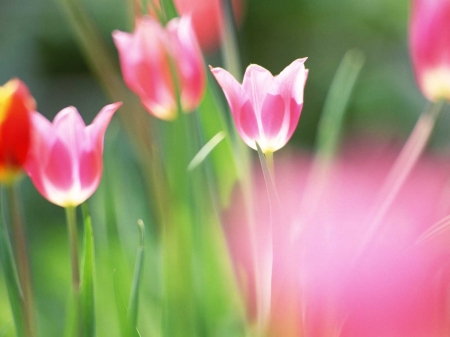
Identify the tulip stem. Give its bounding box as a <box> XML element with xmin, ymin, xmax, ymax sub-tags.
<box><xmin>6</xmin><ymin>185</ymin><xmax>35</xmax><ymax>337</ymax></box>
<box><xmin>360</xmin><ymin>99</ymin><xmax>445</xmax><ymax>251</ymax></box>
<box><xmin>265</xmin><ymin>151</ymin><xmax>274</xmax><ymax>177</ymax></box>
<box><xmin>65</xmin><ymin>206</ymin><xmax>81</xmax><ymax>336</ymax></box>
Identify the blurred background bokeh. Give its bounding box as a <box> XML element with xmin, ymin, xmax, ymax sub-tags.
<box><xmin>1</xmin><ymin>0</ymin><xmax>450</xmax><ymax>335</ymax></box>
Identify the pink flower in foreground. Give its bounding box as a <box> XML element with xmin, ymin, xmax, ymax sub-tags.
<box><xmin>225</xmin><ymin>142</ymin><xmax>450</xmax><ymax>336</ymax></box>
<box><xmin>410</xmin><ymin>0</ymin><xmax>450</xmax><ymax>101</ymax></box>
<box><xmin>25</xmin><ymin>103</ymin><xmax>121</xmax><ymax>207</ymax></box>
<box><xmin>210</xmin><ymin>59</ymin><xmax>308</xmax><ymax>153</ymax></box>
<box><xmin>113</xmin><ymin>16</ymin><xmax>205</xmax><ymax>120</ymax></box>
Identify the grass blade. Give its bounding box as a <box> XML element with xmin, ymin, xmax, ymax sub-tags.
<box><xmin>316</xmin><ymin>49</ymin><xmax>365</xmax><ymax>162</ymax></box>
<box><xmin>160</xmin><ymin>0</ymin><xmax>178</xmax><ymax>21</ymax></box>
<box><xmin>127</xmin><ymin>220</ymin><xmax>145</xmax><ymax>337</ymax></box>
<box><xmin>81</xmin><ymin>203</ymin><xmax>95</xmax><ymax>337</ymax></box>
<box><xmin>0</xmin><ymin>189</ymin><xmax>25</xmax><ymax>337</ymax></box>
<box><xmin>187</xmin><ymin>131</ymin><xmax>226</xmax><ymax>171</ymax></box>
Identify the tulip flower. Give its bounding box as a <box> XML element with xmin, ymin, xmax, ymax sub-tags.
<box><xmin>410</xmin><ymin>0</ymin><xmax>450</xmax><ymax>101</ymax></box>
<box><xmin>210</xmin><ymin>59</ymin><xmax>308</xmax><ymax>153</ymax></box>
<box><xmin>25</xmin><ymin>103</ymin><xmax>121</xmax><ymax>207</ymax></box>
<box><xmin>0</xmin><ymin>79</ymin><xmax>35</xmax><ymax>184</ymax></box>
<box><xmin>113</xmin><ymin>16</ymin><xmax>205</xmax><ymax>120</ymax></box>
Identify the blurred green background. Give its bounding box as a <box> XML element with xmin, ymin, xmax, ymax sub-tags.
<box><xmin>1</xmin><ymin>0</ymin><xmax>450</xmax><ymax>335</ymax></box>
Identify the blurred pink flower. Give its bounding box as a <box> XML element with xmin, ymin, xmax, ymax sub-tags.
<box><xmin>210</xmin><ymin>60</ymin><xmax>308</xmax><ymax>153</ymax></box>
<box><xmin>172</xmin><ymin>0</ymin><xmax>244</xmax><ymax>52</ymax></box>
<box><xmin>410</xmin><ymin>0</ymin><xmax>450</xmax><ymax>101</ymax></box>
<box><xmin>225</xmin><ymin>143</ymin><xmax>450</xmax><ymax>336</ymax></box>
<box><xmin>113</xmin><ymin>16</ymin><xmax>205</xmax><ymax>120</ymax></box>
<box><xmin>25</xmin><ymin>103</ymin><xmax>121</xmax><ymax>207</ymax></box>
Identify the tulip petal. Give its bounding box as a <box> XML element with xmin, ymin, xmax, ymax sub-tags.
<box><xmin>242</xmin><ymin>64</ymin><xmax>275</xmax><ymax>116</ymax></box>
<box><xmin>261</xmin><ymin>59</ymin><xmax>307</xmax><ymax>150</ymax></box>
<box><xmin>114</xmin><ymin>17</ymin><xmax>176</xmax><ymax>119</ymax></box>
<box><xmin>210</xmin><ymin>66</ymin><xmax>250</xmax><ymax>126</ymax></box>
<box><xmin>259</xmin><ymin>94</ymin><xmax>285</xmax><ymax>143</ymax></box>
<box><xmin>239</xmin><ymin>100</ymin><xmax>261</xmax><ymax>149</ymax></box>
<box><xmin>86</xmin><ymin>102</ymin><xmax>122</xmax><ymax>150</ymax></box>
<box><xmin>167</xmin><ymin>16</ymin><xmax>205</xmax><ymax>112</ymax></box>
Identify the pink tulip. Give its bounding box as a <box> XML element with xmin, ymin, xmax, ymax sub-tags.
<box><xmin>25</xmin><ymin>103</ymin><xmax>121</xmax><ymax>207</ymax></box>
<box><xmin>410</xmin><ymin>0</ymin><xmax>450</xmax><ymax>101</ymax></box>
<box><xmin>113</xmin><ymin>16</ymin><xmax>205</xmax><ymax>120</ymax></box>
<box><xmin>210</xmin><ymin>59</ymin><xmax>308</xmax><ymax>153</ymax></box>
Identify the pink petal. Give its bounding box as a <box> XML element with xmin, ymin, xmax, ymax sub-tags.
<box><xmin>239</xmin><ymin>100</ymin><xmax>261</xmax><ymax>149</ymax></box>
<box><xmin>210</xmin><ymin>66</ymin><xmax>250</xmax><ymax>126</ymax></box>
<box><xmin>167</xmin><ymin>16</ymin><xmax>205</xmax><ymax>112</ymax></box>
<box><xmin>259</xmin><ymin>94</ymin><xmax>285</xmax><ymax>142</ymax></box>
<box><xmin>113</xmin><ymin>17</ymin><xmax>176</xmax><ymax>119</ymax></box>
<box><xmin>261</xmin><ymin>59</ymin><xmax>307</xmax><ymax>151</ymax></box>
<box><xmin>25</xmin><ymin>112</ymin><xmax>56</xmax><ymax>200</ymax></box>
<box><xmin>242</xmin><ymin>64</ymin><xmax>275</xmax><ymax>117</ymax></box>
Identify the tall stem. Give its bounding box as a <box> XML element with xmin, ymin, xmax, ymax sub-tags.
<box><xmin>6</xmin><ymin>185</ymin><xmax>35</xmax><ymax>337</ymax></box>
<box><xmin>265</xmin><ymin>151</ymin><xmax>274</xmax><ymax>178</ymax></box>
<box><xmin>65</xmin><ymin>206</ymin><xmax>81</xmax><ymax>336</ymax></box>
<box><xmin>360</xmin><ymin>100</ymin><xmax>445</xmax><ymax>250</ymax></box>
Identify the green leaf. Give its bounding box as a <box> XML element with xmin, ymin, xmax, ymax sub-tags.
<box><xmin>80</xmin><ymin>203</ymin><xmax>95</xmax><ymax>337</ymax></box>
<box><xmin>113</xmin><ymin>270</ymin><xmax>128</xmax><ymax>337</ymax></box>
<box><xmin>0</xmin><ymin>189</ymin><xmax>25</xmax><ymax>337</ymax></box>
<box><xmin>127</xmin><ymin>220</ymin><xmax>145</xmax><ymax>337</ymax></box>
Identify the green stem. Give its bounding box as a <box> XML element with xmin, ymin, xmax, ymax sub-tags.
<box><xmin>6</xmin><ymin>185</ymin><xmax>35</xmax><ymax>337</ymax></box>
<box><xmin>65</xmin><ymin>206</ymin><xmax>81</xmax><ymax>337</ymax></box>
<box><xmin>265</xmin><ymin>151</ymin><xmax>274</xmax><ymax>178</ymax></box>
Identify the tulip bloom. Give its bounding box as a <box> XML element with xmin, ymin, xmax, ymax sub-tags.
<box><xmin>113</xmin><ymin>16</ymin><xmax>205</xmax><ymax>120</ymax></box>
<box><xmin>210</xmin><ymin>59</ymin><xmax>308</xmax><ymax>153</ymax></box>
<box><xmin>0</xmin><ymin>79</ymin><xmax>35</xmax><ymax>183</ymax></box>
<box><xmin>25</xmin><ymin>103</ymin><xmax>121</xmax><ymax>207</ymax></box>
<box><xmin>410</xmin><ymin>0</ymin><xmax>450</xmax><ymax>101</ymax></box>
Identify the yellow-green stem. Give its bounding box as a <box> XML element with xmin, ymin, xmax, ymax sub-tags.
<box><xmin>265</xmin><ymin>151</ymin><xmax>274</xmax><ymax>178</ymax></box>
<box><xmin>7</xmin><ymin>184</ymin><xmax>35</xmax><ymax>337</ymax></box>
<box><xmin>65</xmin><ymin>206</ymin><xmax>81</xmax><ymax>336</ymax></box>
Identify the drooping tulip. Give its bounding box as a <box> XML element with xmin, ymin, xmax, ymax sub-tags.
<box><xmin>0</xmin><ymin>79</ymin><xmax>35</xmax><ymax>183</ymax></box>
<box><xmin>409</xmin><ymin>0</ymin><xmax>450</xmax><ymax>101</ymax></box>
<box><xmin>25</xmin><ymin>103</ymin><xmax>121</xmax><ymax>207</ymax></box>
<box><xmin>113</xmin><ymin>16</ymin><xmax>205</xmax><ymax>120</ymax></box>
<box><xmin>210</xmin><ymin>59</ymin><xmax>308</xmax><ymax>153</ymax></box>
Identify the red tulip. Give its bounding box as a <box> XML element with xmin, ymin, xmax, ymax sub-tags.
<box><xmin>211</xmin><ymin>59</ymin><xmax>308</xmax><ymax>153</ymax></box>
<box><xmin>113</xmin><ymin>16</ymin><xmax>205</xmax><ymax>120</ymax></box>
<box><xmin>25</xmin><ymin>103</ymin><xmax>121</xmax><ymax>207</ymax></box>
<box><xmin>410</xmin><ymin>0</ymin><xmax>450</xmax><ymax>101</ymax></box>
<box><xmin>0</xmin><ymin>79</ymin><xmax>34</xmax><ymax>184</ymax></box>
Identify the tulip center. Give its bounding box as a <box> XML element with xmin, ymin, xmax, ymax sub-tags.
<box><xmin>422</xmin><ymin>67</ymin><xmax>450</xmax><ymax>102</ymax></box>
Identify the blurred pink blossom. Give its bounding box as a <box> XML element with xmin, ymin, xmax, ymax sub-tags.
<box><xmin>162</xmin><ymin>0</ymin><xmax>245</xmax><ymax>52</ymax></box>
<box><xmin>211</xmin><ymin>60</ymin><xmax>308</xmax><ymax>153</ymax></box>
<box><xmin>410</xmin><ymin>0</ymin><xmax>450</xmax><ymax>101</ymax></box>
<box><xmin>25</xmin><ymin>103</ymin><xmax>121</xmax><ymax>207</ymax></box>
<box><xmin>113</xmin><ymin>16</ymin><xmax>205</xmax><ymax>120</ymax></box>
<box><xmin>225</xmin><ymin>142</ymin><xmax>450</xmax><ymax>336</ymax></box>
